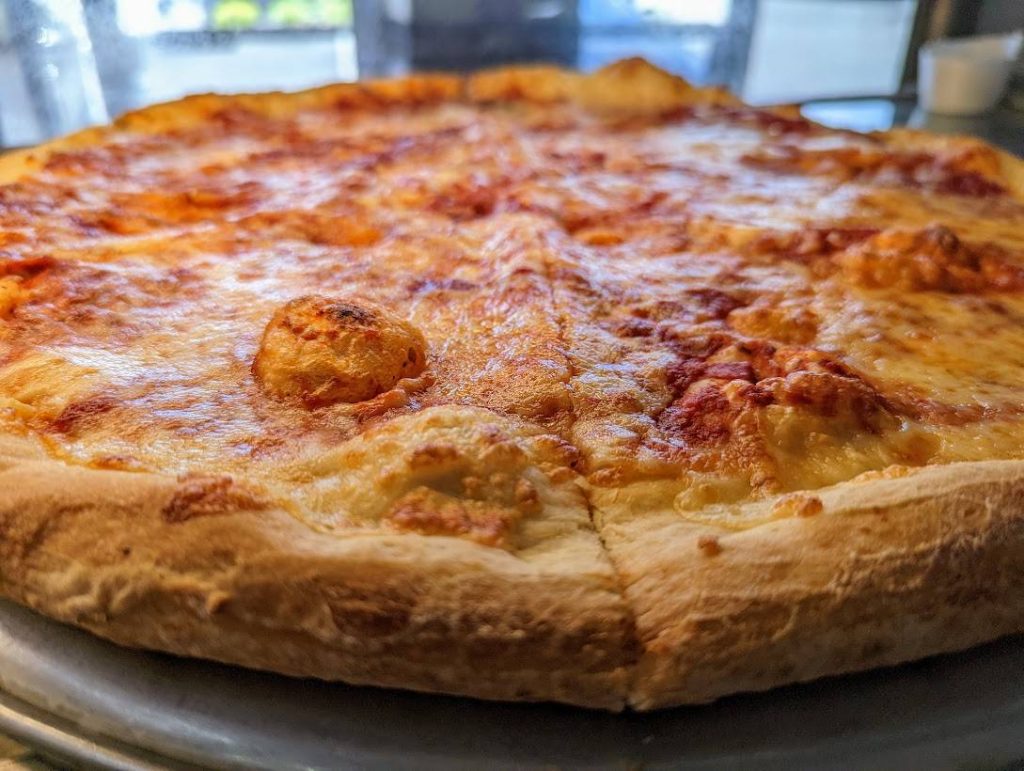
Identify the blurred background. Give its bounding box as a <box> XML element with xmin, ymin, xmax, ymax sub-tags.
<box><xmin>0</xmin><ymin>0</ymin><xmax>1022</xmax><ymax>149</ymax></box>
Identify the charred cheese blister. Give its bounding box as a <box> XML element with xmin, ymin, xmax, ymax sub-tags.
<box><xmin>252</xmin><ymin>295</ymin><xmax>427</xmax><ymax>407</ymax></box>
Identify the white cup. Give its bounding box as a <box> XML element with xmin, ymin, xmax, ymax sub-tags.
<box><xmin>918</xmin><ymin>33</ymin><xmax>1022</xmax><ymax>116</ymax></box>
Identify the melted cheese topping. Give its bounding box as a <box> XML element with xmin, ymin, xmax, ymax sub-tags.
<box><xmin>2</xmin><ymin>83</ymin><xmax>1023</xmax><ymax>539</ymax></box>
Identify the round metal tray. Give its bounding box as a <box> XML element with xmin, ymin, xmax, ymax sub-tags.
<box><xmin>0</xmin><ymin>599</ymin><xmax>1021</xmax><ymax>770</ymax></box>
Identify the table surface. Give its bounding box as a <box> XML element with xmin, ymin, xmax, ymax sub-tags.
<box><xmin>800</xmin><ymin>99</ymin><xmax>1024</xmax><ymax>157</ymax></box>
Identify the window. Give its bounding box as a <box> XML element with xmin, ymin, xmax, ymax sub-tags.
<box><xmin>1</xmin><ymin>0</ymin><xmax>926</xmax><ymax>148</ymax></box>
<box><xmin>742</xmin><ymin>0</ymin><xmax>917</xmax><ymax>104</ymax></box>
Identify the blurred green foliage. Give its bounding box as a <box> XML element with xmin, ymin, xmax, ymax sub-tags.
<box><xmin>212</xmin><ymin>0</ymin><xmax>352</xmax><ymax>29</ymax></box>
<box><xmin>212</xmin><ymin>0</ymin><xmax>260</xmax><ymax>29</ymax></box>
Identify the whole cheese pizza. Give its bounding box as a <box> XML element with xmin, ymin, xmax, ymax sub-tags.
<box><xmin>1</xmin><ymin>58</ymin><xmax>1023</xmax><ymax>710</ymax></box>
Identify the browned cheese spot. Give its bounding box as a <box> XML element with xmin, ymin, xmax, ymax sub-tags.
<box><xmin>697</xmin><ymin>534</ymin><xmax>723</xmax><ymax>557</ymax></box>
<box><xmin>162</xmin><ymin>473</ymin><xmax>267</xmax><ymax>523</ymax></box>
<box><xmin>252</xmin><ymin>295</ymin><xmax>427</xmax><ymax>407</ymax></box>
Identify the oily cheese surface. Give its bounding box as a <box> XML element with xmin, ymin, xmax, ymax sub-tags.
<box><xmin>1</xmin><ymin>58</ymin><xmax>1024</xmax><ymax>709</ymax></box>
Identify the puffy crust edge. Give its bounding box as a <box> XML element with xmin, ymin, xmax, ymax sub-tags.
<box><xmin>2</xmin><ymin>60</ymin><xmax>1019</xmax><ymax>195</ymax></box>
<box><xmin>0</xmin><ymin>57</ymin><xmax>738</xmax><ymax>182</ymax></box>
<box><xmin>5</xmin><ymin>447</ymin><xmax>1024</xmax><ymax>711</ymax></box>
<box><xmin>877</xmin><ymin>126</ymin><xmax>1024</xmax><ymax>201</ymax></box>
<box><xmin>0</xmin><ymin>457</ymin><xmax>634</xmax><ymax>710</ymax></box>
<box><xmin>591</xmin><ymin>460</ymin><xmax>1024</xmax><ymax>710</ymax></box>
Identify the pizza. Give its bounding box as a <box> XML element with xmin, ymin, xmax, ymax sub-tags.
<box><xmin>1</xmin><ymin>58</ymin><xmax>1023</xmax><ymax>711</ymax></box>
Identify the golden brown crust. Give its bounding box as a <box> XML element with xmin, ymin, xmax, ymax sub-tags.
<box><xmin>0</xmin><ymin>455</ymin><xmax>634</xmax><ymax>709</ymax></box>
<box><xmin>878</xmin><ymin>127</ymin><xmax>1024</xmax><ymax>199</ymax></box>
<box><xmin>1</xmin><ymin>59</ymin><xmax>1024</xmax><ymax>713</ymax></box>
<box><xmin>592</xmin><ymin>461</ymin><xmax>1024</xmax><ymax>709</ymax></box>
<box><xmin>0</xmin><ymin>74</ymin><xmax>463</xmax><ymax>183</ymax></box>
<box><xmin>466</xmin><ymin>64</ymin><xmax>580</xmax><ymax>104</ymax></box>
<box><xmin>0</xmin><ymin>126</ymin><xmax>113</xmax><ymax>184</ymax></box>
<box><xmin>573</xmin><ymin>57</ymin><xmax>740</xmax><ymax>114</ymax></box>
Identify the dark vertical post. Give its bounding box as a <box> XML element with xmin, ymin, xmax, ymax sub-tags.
<box><xmin>5</xmin><ymin>0</ymin><xmax>108</xmax><ymax>137</ymax></box>
<box><xmin>82</xmin><ymin>0</ymin><xmax>141</xmax><ymax>117</ymax></box>
<box><xmin>353</xmin><ymin>0</ymin><xmax>580</xmax><ymax>76</ymax></box>
<box><xmin>710</xmin><ymin>0</ymin><xmax>758</xmax><ymax>93</ymax></box>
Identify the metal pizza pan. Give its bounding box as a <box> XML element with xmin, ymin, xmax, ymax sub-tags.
<box><xmin>0</xmin><ymin>599</ymin><xmax>1021</xmax><ymax>770</ymax></box>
